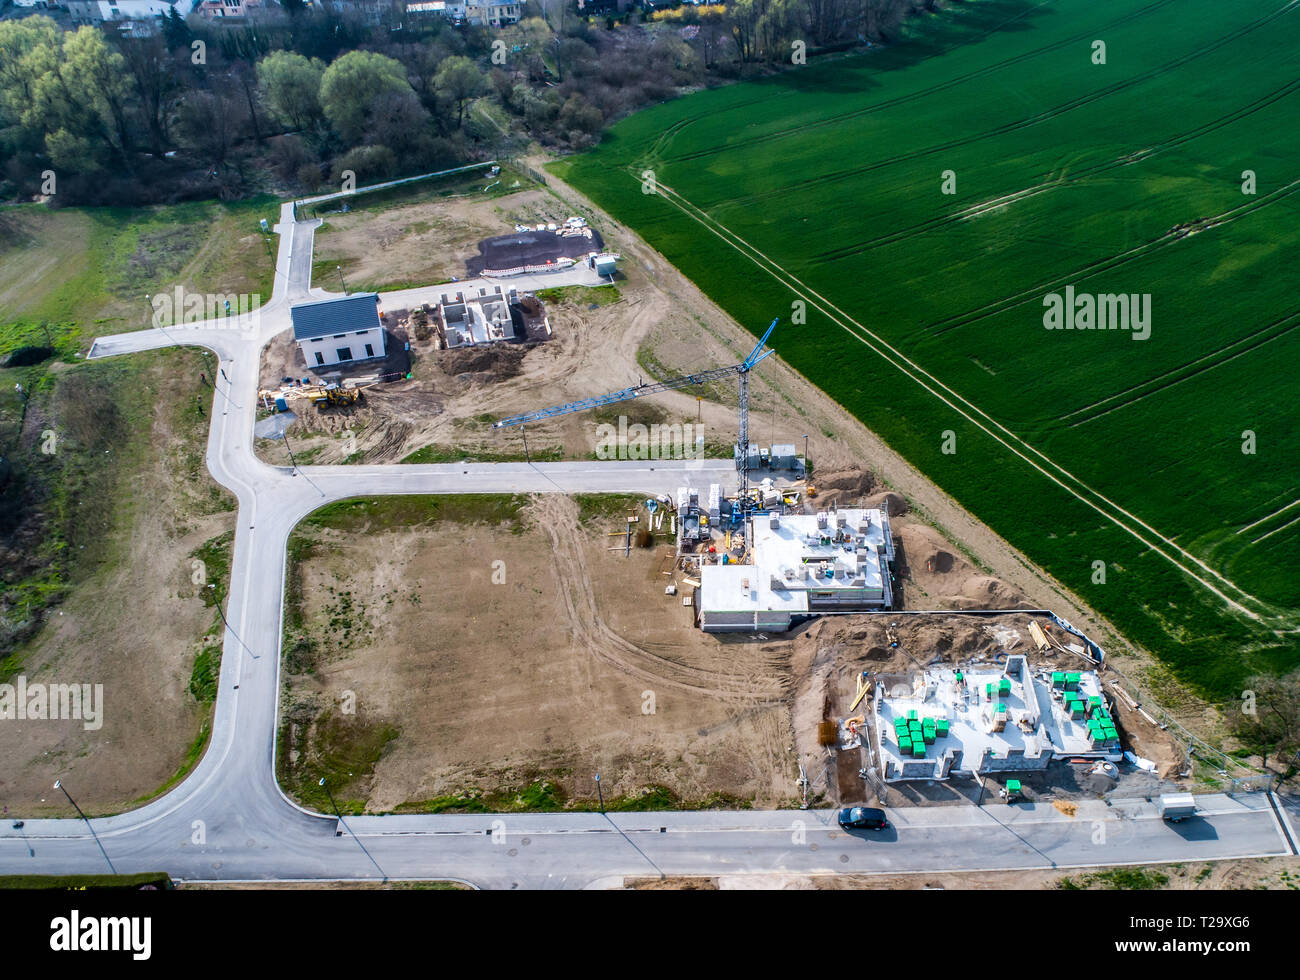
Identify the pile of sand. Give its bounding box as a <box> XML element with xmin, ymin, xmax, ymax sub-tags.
<box><xmin>439</xmin><ymin>344</ymin><xmax>527</xmax><ymax>383</ymax></box>
<box><xmin>810</xmin><ymin>468</ymin><xmax>875</xmax><ymax>507</ymax></box>
<box><xmin>896</xmin><ymin>523</ymin><xmax>1028</xmax><ymax>610</ymax></box>
<box><xmin>862</xmin><ymin>490</ymin><xmax>908</xmax><ymax>516</ymax></box>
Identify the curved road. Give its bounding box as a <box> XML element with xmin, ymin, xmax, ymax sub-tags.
<box><xmin>1</xmin><ymin>202</ymin><xmax>1292</xmax><ymax>888</ymax></box>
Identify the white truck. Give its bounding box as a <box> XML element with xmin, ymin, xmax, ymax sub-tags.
<box><xmin>1156</xmin><ymin>793</ymin><xmax>1198</xmax><ymax>822</ymax></box>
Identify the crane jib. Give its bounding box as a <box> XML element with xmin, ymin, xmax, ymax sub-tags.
<box><xmin>491</xmin><ymin>318</ymin><xmax>779</xmax><ymax>432</ymax></box>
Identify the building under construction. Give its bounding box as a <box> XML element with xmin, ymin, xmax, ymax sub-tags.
<box><xmin>693</xmin><ymin>504</ymin><xmax>896</xmax><ymax>632</ymax></box>
<box><xmin>431</xmin><ymin>285</ymin><xmax>552</xmax><ymax>348</ymax></box>
<box><xmin>873</xmin><ymin>654</ymin><xmax>1121</xmax><ymax>782</ymax></box>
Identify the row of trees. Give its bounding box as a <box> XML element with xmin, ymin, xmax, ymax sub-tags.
<box><xmin>0</xmin><ymin>1</ymin><xmax>943</xmax><ymax>205</ymax></box>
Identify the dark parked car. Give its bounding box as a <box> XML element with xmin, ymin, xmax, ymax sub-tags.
<box><xmin>838</xmin><ymin>807</ymin><xmax>889</xmax><ymax>830</ymax></box>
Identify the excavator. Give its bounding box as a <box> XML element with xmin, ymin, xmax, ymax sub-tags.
<box><xmin>261</xmin><ymin>382</ymin><xmax>370</xmax><ymax>412</ymax></box>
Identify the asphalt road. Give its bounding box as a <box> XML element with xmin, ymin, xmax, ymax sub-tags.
<box><xmin>3</xmin><ymin>201</ymin><xmax>1293</xmax><ymax>889</ymax></box>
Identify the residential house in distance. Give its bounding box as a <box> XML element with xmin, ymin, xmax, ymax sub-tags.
<box><xmin>465</xmin><ymin>0</ymin><xmax>521</xmax><ymax>27</ymax></box>
<box><xmin>66</xmin><ymin>0</ymin><xmax>189</xmax><ymax>25</ymax></box>
<box><xmin>196</xmin><ymin>0</ymin><xmax>265</xmax><ymax>19</ymax></box>
<box><xmin>405</xmin><ymin>0</ymin><xmax>466</xmax><ymax>20</ymax></box>
<box><xmin>291</xmin><ymin>293</ymin><xmax>387</xmax><ymax>369</ymax></box>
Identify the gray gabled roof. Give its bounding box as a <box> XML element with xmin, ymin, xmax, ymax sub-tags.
<box><xmin>290</xmin><ymin>293</ymin><xmax>381</xmax><ymax>341</ymax></box>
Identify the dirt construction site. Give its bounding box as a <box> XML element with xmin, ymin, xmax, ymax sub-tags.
<box><xmin>265</xmin><ymin>170</ymin><xmax>1201</xmax><ymax>814</ymax></box>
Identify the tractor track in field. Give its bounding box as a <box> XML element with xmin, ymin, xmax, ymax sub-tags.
<box><xmin>923</xmin><ymin>178</ymin><xmax>1300</xmax><ymax>338</ymax></box>
<box><xmin>808</xmin><ymin>75</ymin><xmax>1300</xmax><ymax>265</ymax></box>
<box><xmin>643</xmin><ymin>176</ymin><xmax>1289</xmax><ymax>623</ymax></box>
<box><xmin>1061</xmin><ymin>311</ymin><xmax>1300</xmax><ymax>428</ymax></box>
<box><xmin>653</xmin><ymin>0</ymin><xmax>1176</xmax><ymax>167</ymax></box>
<box><xmin>682</xmin><ymin>0</ymin><xmax>1299</xmax><ymax>215</ymax></box>
<box><xmin>532</xmin><ymin>494</ymin><xmax>786</xmax><ymax>704</ymax></box>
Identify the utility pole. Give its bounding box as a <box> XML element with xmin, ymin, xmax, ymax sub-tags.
<box><xmin>282</xmin><ymin>431</ymin><xmax>300</xmax><ymax>471</ymax></box>
<box><xmin>319</xmin><ymin>777</ymin><xmax>387</xmax><ymax>882</ymax></box>
<box><xmin>53</xmin><ymin>780</ymin><xmax>116</xmax><ymax>874</ymax></box>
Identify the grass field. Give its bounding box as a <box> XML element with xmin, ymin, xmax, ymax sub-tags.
<box><xmin>553</xmin><ymin>0</ymin><xmax>1300</xmax><ymax>694</ymax></box>
<box><xmin>0</xmin><ymin>196</ymin><xmax>279</xmax><ymax>356</ymax></box>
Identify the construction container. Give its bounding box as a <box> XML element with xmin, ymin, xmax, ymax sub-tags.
<box><xmin>770</xmin><ymin>443</ymin><xmax>798</xmax><ymax>470</ymax></box>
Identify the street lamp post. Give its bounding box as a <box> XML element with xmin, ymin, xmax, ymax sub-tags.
<box><xmin>336</xmin><ymin>265</ymin><xmax>348</xmax><ymax>295</ymax></box>
<box><xmin>53</xmin><ymin>780</ymin><xmax>117</xmax><ymax>874</ymax></box>
<box><xmin>594</xmin><ymin>773</ymin><xmax>604</xmax><ymax>812</ymax></box>
<box><xmin>803</xmin><ymin>433</ymin><xmax>809</xmax><ymax>476</ymax></box>
<box><xmin>319</xmin><ymin>777</ymin><xmax>387</xmax><ymax>881</ymax></box>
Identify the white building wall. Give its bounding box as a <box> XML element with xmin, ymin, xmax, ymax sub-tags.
<box><xmin>92</xmin><ymin>0</ymin><xmax>185</xmax><ymax>19</ymax></box>
<box><xmin>298</xmin><ymin>326</ymin><xmax>386</xmax><ymax>368</ymax></box>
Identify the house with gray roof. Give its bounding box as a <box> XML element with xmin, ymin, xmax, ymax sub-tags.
<box><xmin>290</xmin><ymin>294</ymin><xmax>386</xmax><ymax>369</ymax></box>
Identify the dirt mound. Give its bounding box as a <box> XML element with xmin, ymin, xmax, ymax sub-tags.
<box><xmin>812</xmin><ymin>468</ymin><xmax>875</xmax><ymax>498</ymax></box>
<box><xmin>439</xmin><ymin>344</ymin><xmax>527</xmax><ymax>382</ymax></box>
<box><xmin>945</xmin><ymin>575</ymin><xmax>1026</xmax><ymax>610</ymax></box>
<box><xmin>895</xmin><ymin>522</ymin><xmax>1028</xmax><ymax>611</ymax></box>
<box><xmin>862</xmin><ymin>490</ymin><xmax>908</xmax><ymax>516</ymax></box>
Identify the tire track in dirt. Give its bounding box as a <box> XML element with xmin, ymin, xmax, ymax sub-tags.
<box><xmin>530</xmin><ymin>494</ymin><xmax>786</xmax><ymax>703</ymax></box>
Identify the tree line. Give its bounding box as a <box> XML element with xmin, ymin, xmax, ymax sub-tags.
<box><xmin>0</xmin><ymin>0</ymin><xmax>942</xmax><ymax>206</ymax></box>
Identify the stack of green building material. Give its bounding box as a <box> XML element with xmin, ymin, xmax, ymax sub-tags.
<box><xmin>1065</xmin><ymin>672</ymin><xmax>1081</xmax><ymax>690</ymax></box>
<box><xmin>908</xmin><ymin>710</ymin><xmax>918</xmax><ymax>721</ymax></box>
<box><xmin>912</xmin><ymin>743</ymin><xmax>925</xmax><ymax>758</ymax></box>
<box><xmin>899</xmin><ymin>736</ymin><xmax>912</xmax><ymax>754</ymax></box>
<box><xmin>1051</xmin><ymin>671</ymin><xmax>1065</xmax><ymax>688</ymax></box>
<box><xmin>998</xmin><ymin>678</ymin><xmax>1012</xmax><ymax>697</ymax></box>
<box><xmin>921</xmin><ymin>720</ymin><xmax>936</xmax><ymax>744</ymax></box>
<box><xmin>936</xmin><ymin>719</ymin><xmax>950</xmax><ymax>737</ymax></box>
<box><xmin>1006</xmin><ymin>779</ymin><xmax>1022</xmax><ymax>794</ymax></box>
<box><xmin>1087</xmin><ymin>696</ymin><xmax>1103</xmax><ymax>714</ymax></box>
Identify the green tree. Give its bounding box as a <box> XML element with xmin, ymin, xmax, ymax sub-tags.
<box><xmin>257</xmin><ymin>51</ymin><xmax>325</xmax><ymax>133</ymax></box>
<box><xmin>31</xmin><ymin>27</ymin><xmax>134</xmax><ymax>170</ymax></box>
<box><xmin>0</xmin><ymin>16</ymin><xmax>62</xmax><ymax>152</ymax></box>
<box><xmin>433</xmin><ymin>55</ymin><xmax>486</xmax><ymax>130</ymax></box>
<box><xmin>319</xmin><ymin>50</ymin><xmax>411</xmax><ymax>145</ymax></box>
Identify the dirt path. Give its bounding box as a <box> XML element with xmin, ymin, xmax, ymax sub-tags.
<box><xmin>530</xmin><ymin>495</ymin><xmax>783</xmax><ymax>703</ymax></box>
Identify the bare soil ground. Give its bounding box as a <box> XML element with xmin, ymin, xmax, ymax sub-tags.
<box><xmin>281</xmin><ymin>497</ymin><xmax>798</xmax><ymax>812</ymax></box>
<box><xmin>0</xmin><ymin>354</ymin><xmax>236</xmax><ymax>816</ymax></box>
<box><xmin>311</xmin><ymin>187</ymin><xmax>572</xmax><ymax>291</ymax></box>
